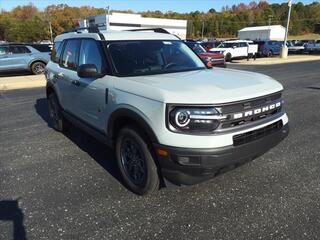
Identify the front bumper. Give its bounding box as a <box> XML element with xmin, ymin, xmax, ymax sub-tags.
<box><xmin>155</xmin><ymin>123</ymin><xmax>289</xmax><ymax>186</ymax></box>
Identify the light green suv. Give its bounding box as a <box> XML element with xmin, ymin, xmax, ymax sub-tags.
<box><xmin>45</xmin><ymin>27</ymin><xmax>289</xmax><ymax>195</ymax></box>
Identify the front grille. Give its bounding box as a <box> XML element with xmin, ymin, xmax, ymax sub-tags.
<box><xmin>217</xmin><ymin>92</ymin><xmax>282</xmax><ymax>129</ymax></box>
<box><xmin>233</xmin><ymin>120</ymin><xmax>283</xmax><ymax>146</ymax></box>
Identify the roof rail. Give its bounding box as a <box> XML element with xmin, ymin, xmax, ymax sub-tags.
<box><xmin>128</xmin><ymin>28</ymin><xmax>170</xmax><ymax>34</ymax></box>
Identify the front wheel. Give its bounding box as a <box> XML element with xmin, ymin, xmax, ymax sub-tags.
<box><xmin>116</xmin><ymin>127</ymin><xmax>160</xmax><ymax>195</ymax></box>
<box><xmin>225</xmin><ymin>53</ymin><xmax>232</xmax><ymax>62</ymax></box>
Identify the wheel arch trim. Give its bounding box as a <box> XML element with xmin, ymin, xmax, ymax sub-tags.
<box><xmin>107</xmin><ymin>107</ymin><xmax>159</xmax><ymax>145</ymax></box>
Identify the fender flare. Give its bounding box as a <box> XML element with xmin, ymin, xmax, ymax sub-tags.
<box><xmin>107</xmin><ymin>108</ymin><xmax>159</xmax><ymax>144</ymax></box>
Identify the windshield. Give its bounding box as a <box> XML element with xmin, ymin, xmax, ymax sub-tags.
<box><xmin>107</xmin><ymin>40</ymin><xmax>205</xmax><ymax>77</ymax></box>
<box><xmin>186</xmin><ymin>42</ymin><xmax>207</xmax><ymax>54</ymax></box>
<box><xmin>217</xmin><ymin>42</ymin><xmax>236</xmax><ymax>48</ymax></box>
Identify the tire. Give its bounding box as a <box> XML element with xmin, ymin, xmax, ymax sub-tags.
<box><xmin>116</xmin><ymin>126</ymin><xmax>159</xmax><ymax>195</ymax></box>
<box><xmin>47</xmin><ymin>92</ymin><xmax>70</xmax><ymax>132</ymax></box>
<box><xmin>267</xmin><ymin>50</ymin><xmax>273</xmax><ymax>57</ymax></box>
<box><xmin>31</xmin><ymin>61</ymin><xmax>46</xmax><ymax>75</ymax></box>
<box><xmin>225</xmin><ymin>53</ymin><xmax>232</xmax><ymax>62</ymax></box>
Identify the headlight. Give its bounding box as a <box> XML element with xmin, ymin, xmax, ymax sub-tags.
<box><xmin>168</xmin><ymin>106</ymin><xmax>226</xmax><ymax>133</ymax></box>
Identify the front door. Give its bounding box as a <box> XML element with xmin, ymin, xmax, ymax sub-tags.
<box><xmin>57</xmin><ymin>39</ymin><xmax>82</xmax><ymax>111</ymax></box>
<box><xmin>69</xmin><ymin>39</ymin><xmax>111</xmax><ymax>130</ymax></box>
<box><xmin>6</xmin><ymin>45</ymin><xmax>31</xmax><ymax>70</ymax></box>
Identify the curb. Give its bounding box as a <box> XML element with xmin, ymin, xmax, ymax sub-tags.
<box><xmin>0</xmin><ymin>75</ymin><xmax>46</xmax><ymax>91</ymax></box>
<box><xmin>230</xmin><ymin>55</ymin><xmax>320</xmax><ymax>65</ymax></box>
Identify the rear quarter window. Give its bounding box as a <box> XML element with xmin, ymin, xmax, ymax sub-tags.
<box><xmin>31</xmin><ymin>44</ymin><xmax>52</xmax><ymax>52</ymax></box>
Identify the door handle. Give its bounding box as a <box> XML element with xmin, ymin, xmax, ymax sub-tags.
<box><xmin>54</xmin><ymin>72</ymin><xmax>64</xmax><ymax>81</ymax></box>
<box><xmin>71</xmin><ymin>80</ymin><xmax>80</xmax><ymax>87</ymax></box>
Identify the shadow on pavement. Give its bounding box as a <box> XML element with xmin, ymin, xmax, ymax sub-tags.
<box><xmin>0</xmin><ymin>200</ymin><xmax>27</xmax><ymax>240</ymax></box>
<box><xmin>0</xmin><ymin>71</ymin><xmax>32</xmax><ymax>77</ymax></box>
<box><xmin>34</xmin><ymin>98</ymin><xmax>124</xmax><ymax>186</ymax></box>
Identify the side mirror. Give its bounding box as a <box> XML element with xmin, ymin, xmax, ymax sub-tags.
<box><xmin>232</xmin><ymin>46</ymin><xmax>237</xmax><ymax>49</ymax></box>
<box><xmin>206</xmin><ymin>61</ymin><xmax>213</xmax><ymax>69</ymax></box>
<box><xmin>77</xmin><ymin>64</ymin><xmax>100</xmax><ymax>78</ymax></box>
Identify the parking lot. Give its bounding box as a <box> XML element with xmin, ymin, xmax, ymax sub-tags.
<box><xmin>0</xmin><ymin>61</ymin><xmax>320</xmax><ymax>239</ymax></box>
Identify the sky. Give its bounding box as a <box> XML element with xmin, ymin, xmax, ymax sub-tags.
<box><xmin>0</xmin><ymin>0</ymin><xmax>318</xmax><ymax>12</ymax></box>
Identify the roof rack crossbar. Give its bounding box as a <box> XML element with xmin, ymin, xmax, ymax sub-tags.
<box><xmin>128</xmin><ymin>28</ymin><xmax>170</xmax><ymax>34</ymax></box>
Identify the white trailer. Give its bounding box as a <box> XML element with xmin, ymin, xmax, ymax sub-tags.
<box><xmin>238</xmin><ymin>25</ymin><xmax>286</xmax><ymax>41</ymax></box>
<box><xmin>80</xmin><ymin>12</ymin><xmax>187</xmax><ymax>39</ymax></box>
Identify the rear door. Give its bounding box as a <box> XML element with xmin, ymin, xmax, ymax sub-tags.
<box><xmin>237</xmin><ymin>42</ymin><xmax>248</xmax><ymax>57</ymax></box>
<box><xmin>0</xmin><ymin>46</ymin><xmax>9</xmax><ymax>71</ymax></box>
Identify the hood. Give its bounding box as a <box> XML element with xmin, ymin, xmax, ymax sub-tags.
<box><xmin>114</xmin><ymin>68</ymin><xmax>283</xmax><ymax>104</ymax></box>
<box><xmin>198</xmin><ymin>52</ymin><xmax>224</xmax><ymax>59</ymax></box>
<box><xmin>210</xmin><ymin>48</ymin><xmax>230</xmax><ymax>53</ymax></box>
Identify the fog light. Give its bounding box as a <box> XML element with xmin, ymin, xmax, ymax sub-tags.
<box><xmin>177</xmin><ymin>156</ymin><xmax>201</xmax><ymax>166</ymax></box>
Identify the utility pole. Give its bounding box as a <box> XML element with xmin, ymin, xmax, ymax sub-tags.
<box><xmin>284</xmin><ymin>0</ymin><xmax>292</xmax><ymax>47</ymax></box>
<box><xmin>49</xmin><ymin>21</ymin><xmax>53</xmax><ymax>43</ymax></box>
<box><xmin>268</xmin><ymin>15</ymin><xmax>273</xmax><ymax>28</ymax></box>
<box><xmin>201</xmin><ymin>21</ymin><xmax>205</xmax><ymax>39</ymax></box>
<box><xmin>281</xmin><ymin>0</ymin><xmax>292</xmax><ymax>59</ymax></box>
<box><xmin>106</xmin><ymin>5</ymin><xmax>110</xmax><ymax>30</ymax></box>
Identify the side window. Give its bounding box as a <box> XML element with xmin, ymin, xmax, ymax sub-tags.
<box><xmin>61</xmin><ymin>39</ymin><xmax>81</xmax><ymax>70</ymax></box>
<box><xmin>8</xmin><ymin>46</ymin><xmax>31</xmax><ymax>54</ymax></box>
<box><xmin>0</xmin><ymin>46</ymin><xmax>7</xmax><ymax>55</ymax></box>
<box><xmin>239</xmin><ymin>42</ymin><xmax>247</xmax><ymax>47</ymax></box>
<box><xmin>79</xmin><ymin>39</ymin><xmax>106</xmax><ymax>74</ymax></box>
<box><xmin>51</xmin><ymin>41</ymin><xmax>63</xmax><ymax>63</ymax></box>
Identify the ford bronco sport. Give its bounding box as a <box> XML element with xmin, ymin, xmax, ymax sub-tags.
<box><xmin>45</xmin><ymin>27</ymin><xmax>289</xmax><ymax>195</ymax></box>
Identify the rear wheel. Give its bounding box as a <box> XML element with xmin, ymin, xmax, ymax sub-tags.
<box><xmin>116</xmin><ymin>127</ymin><xmax>159</xmax><ymax>195</ymax></box>
<box><xmin>267</xmin><ymin>50</ymin><xmax>273</xmax><ymax>57</ymax></box>
<box><xmin>48</xmin><ymin>93</ymin><xmax>70</xmax><ymax>132</ymax></box>
<box><xmin>31</xmin><ymin>61</ymin><xmax>46</xmax><ymax>75</ymax></box>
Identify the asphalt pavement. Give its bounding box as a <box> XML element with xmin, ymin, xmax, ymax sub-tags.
<box><xmin>1</xmin><ymin>61</ymin><xmax>320</xmax><ymax>240</ymax></box>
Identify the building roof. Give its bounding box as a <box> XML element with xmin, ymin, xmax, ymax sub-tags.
<box><xmin>55</xmin><ymin>30</ymin><xmax>179</xmax><ymax>42</ymax></box>
<box><xmin>239</xmin><ymin>25</ymin><xmax>285</xmax><ymax>32</ymax></box>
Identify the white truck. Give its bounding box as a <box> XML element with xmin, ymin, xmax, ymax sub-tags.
<box><xmin>210</xmin><ymin>40</ymin><xmax>258</xmax><ymax>62</ymax></box>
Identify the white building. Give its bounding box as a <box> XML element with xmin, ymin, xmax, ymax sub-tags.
<box><xmin>238</xmin><ymin>25</ymin><xmax>286</xmax><ymax>41</ymax></box>
<box><xmin>79</xmin><ymin>12</ymin><xmax>187</xmax><ymax>39</ymax></box>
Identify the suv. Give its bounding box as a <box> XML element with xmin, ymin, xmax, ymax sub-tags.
<box><xmin>255</xmin><ymin>41</ymin><xmax>283</xmax><ymax>57</ymax></box>
<box><xmin>0</xmin><ymin>43</ymin><xmax>50</xmax><ymax>74</ymax></box>
<box><xmin>184</xmin><ymin>41</ymin><xmax>225</xmax><ymax>68</ymax></box>
<box><xmin>210</xmin><ymin>40</ymin><xmax>258</xmax><ymax>62</ymax></box>
<box><xmin>45</xmin><ymin>28</ymin><xmax>289</xmax><ymax>195</ymax></box>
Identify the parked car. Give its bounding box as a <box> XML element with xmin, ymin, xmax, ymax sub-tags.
<box><xmin>210</xmin><ymin>40</ymin><xmax>258</xmax><ymax>62</ymax></box>
<box><xmin>184</xmin><ymin>41</ymin><xmax>225</xmax><ymax>67</ymax></box>
<box><xmin>286</xmin><ymin>41</ymin><xmax>305</xmax><ymax>53</ymax></box>
<box><xmin>200</xmin><ymin>41</ymin><xmax>221</xmax><ymax>51</ymax></box>
<box><xmin>305</xmin><ymin>40</ymin><xmax>320</xmax><ymax>52</ymax></box>
<box><xmin>0</xmin><ymin>43</ymin><xmax>50</xmax><ymax>74</ymax></box>
<box><xmin>255</xmin><ymin>41</ymin><xmax>283</xmax><ymax>57</ymax></box>
<box><xmin>45</xmin><ymin>27</ymin><xmax>289</xmax><ymax>195</ymax></box>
